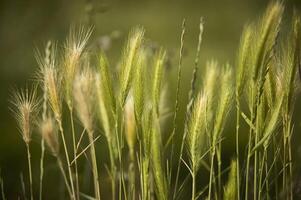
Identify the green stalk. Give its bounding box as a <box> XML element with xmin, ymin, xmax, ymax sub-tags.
<box><xmin>87</xmin><ymin>130</ymin><xmax>101</xmax><ymax>200</ymax></box>
<box><xmin>254</xmin><ymin>109</ymin><xmax>259</xmax><ymax>200</ymax></box>
<box><xmin>26</xmin><ymin>143</ymin><xmax>33</xmax><ymax>200</ymax></box>
<box><xmin>288</xmin><ymin>134</ymin><xmax>293</xmax><ymax>200</ymax></box>
<box><xmin>258</xmin><ymin>148</ymin><xmax>266</xmax><ymax>200</ymax></box>
<box><xmin>69</xmin><ymin>109</ymin><xmax>80</xmax><ymax>200</ymax></box>
<box><xmin>264</xmin><ymin>150</ymin><xmax>269</xmax><ymax>200</ymax></box>
<box><xmin>58</xmin><ymin>120</ymin><xmax>75</xmax><ymax>200</ymax></box>
<box><xmin>191</xmin><ymin>167</ymin><xmax>196</xmax><ymax>200</ymax></box>
<box><xmin>283</xmin><ymin>122</ymin><xmax>287</xmax><ymax>197</ymax></box>
<box><xmin>57</xmin><ymin>157</ymin><xmax>73</xmax><ymax>199</ymax></box>
<box><xmin>107</xmin><ymin>138</ymin><xmax>116</xmax><ymax>200</ymax></box>
<box><xmin>245</xmin><ymin>86</ymin><xmax>255</xmax><ymax>200</ymax></box>
<box><xmin>208</xmin><ymin>151</ymin><xmax>215</xmax><ymax>200</ymax></box>
<box><xmin>245</xmin><ymin>117</ymin><xmax>253</xmax><ymax>200</ymax></box>
<box><xmin>128</xmin><ymin>149</ymin><xmax>135</xmax><ymax>200</ymax></box>
<box><xmin>217</xmin><ymin>144</ymin><xmax>222</xmax><ymax>200</ymax></box>
<box><xmin>235</xmin><ymin>95</ymin><xmax>241</xmax><ymax>200</ymax></box>
<box><xmin>39</xmin><ymin>139</ymin><xmax>45</xmax><ymax>200</ymax></box>
<box><xmin>272</xmin><ymin>136</ymin><xmax>279</xmax><ymax>200</ymax></box>
<box><xmin>172</xmin><ymin>19</ymin><xmax>186</xmax><ymax>200</ymax></box>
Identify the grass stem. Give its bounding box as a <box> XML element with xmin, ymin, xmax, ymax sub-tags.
<box><xmin>26</xmin><ymin>143</ymin><xmax>33</xmax><ymax>200</ymax></box>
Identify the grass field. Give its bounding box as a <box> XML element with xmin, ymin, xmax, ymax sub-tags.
<box><xmin>1</xmin><ymin>1</ymin><xmax>301</xmax><ymax>199</ymax></box>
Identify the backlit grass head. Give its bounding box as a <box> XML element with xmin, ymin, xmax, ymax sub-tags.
<box><xmin>74</xmin><ymin>68</ymin><xmax>95</xmax><ymax>133</ymax></box>
<box><xmin>119</xmin><ymin>27</ymin><xmax>144</xmax><ymax>108</ymax></box>
<box><xmin>40</xmin><ymin>116</ymin><xmax>59</xmax><ymax>156</ymax></box>
<box><xmin>63</xmin><ymin>26</ymin><xmax>93</xmax><ymax>109</ymax></box>
<box><xmin>10</xmin><ymin>86</ymin><xmax>40</xmax><ymax>144</ymax></box>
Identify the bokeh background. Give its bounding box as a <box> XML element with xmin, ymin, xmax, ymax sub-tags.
<box><xmin>1</xmin><ymin>0</ymin><xmax>301</xmax><ymax>199</ymax></box>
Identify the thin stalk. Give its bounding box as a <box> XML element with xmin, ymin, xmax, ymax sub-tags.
<box><xmin>69</xmin><ymin>109</ymin><xmax>80</xmax><ymax>200</ymax></box>
<box><xmin>254</xmin><ymin>112</ymin><xmax>259</xmax><ymax>200</ymax></box>
<box><xmin>265</xmin><ymin>150</ymin><xmax>269</xmax><ymax>200</ymax></box>
<box><xmin>39</xmin><ymin>83</ymin><xmax>47</xmax><ymax>200</ymax></box>
<box><xmin>39</xmin><ymin>40</ymin><xmax>50</xmax><ymax>200</ymax></box>
<box><xmin>58</xmin><ymin>120</ymin><xmax>75</xmax><ymax>200</ymax></box>
<box><xmin>128</xmin><ymin>150</ymin><xmax>135</xmax><ymax>200</ymax></box>
<box><xmin>283</xmin><ymin>125</ymin><xmax>287</xmax><ymax>197</ymax></box>
<box><xmin>245</xmin><ymin>130</ymin><xmax>253</xmax><ymax>200</ymax></box>
<box><xmin>245</xmin><ymin>88</ymin><xmax>255</xmax><ymax>200</ymax></box>
<box><xmin>272</xmin><ymin>136</ymin><xmax>278</xmax><ymax>200</ymax></box>
<box><xmin>39</xmin><ymin>139</ymin><xmax>45</xmax><ymax>200</ymax></box>
<box><xmin>235</xmin><ymin>95</ymin><xmax>241</xmax><ymax>200</ymax></box>
<box><xmin>208</xmin><ymin>151</ymin><xmax>215</xmax><ymax>200</ymax></box>
<box><xmin>0</xmin><ymin>173</ymin><xmax>6</xmax><ymax>200</ymax></box>
<box><xmin>172</xmin><ymin>19</ymin><xmax>186</xmax><ymax>200</ymax></box>
<box><xmin>26</xmin><ymin>143</ymin><xmax>33</xmax><ymax>200</ymax></box>
<box><xmin>114</xmin><ymin>107</ymin><xmax>123</xmax><ymax>200</ymax></box>
<box><xmin>87</xmin><ymin>130</ymin><xmax>101</xmax><ymax>200</ymax></box>
<box><xmin>107</xmin><ymin>139</ymin><xmax>116</xmax><ymax>200</ymax></box>
<box><xmin>191</xmin><ymin>168</ymin><xmax>196</xmax><ymax>200</ymax></box>
<box><xmin>258</xmin><ymin>149</ymin><xmax>266</xmax><ymax>200</ymax></box>
<box><xmin>57</xmin><ymin>156</ymin><xmax>73</xmax><ymax>199</ymax></box>
<box><xmin>217</xmin><ymin>144</ymin><xmax>222</xmax><ymax>200</ymax></box>
<box><xmin>20</xmin><ymin>173</ymin><xmax>26</xmax><ymax>199</ymax></box>
<box><xmin>288</xmin><ymin>134</ymin><xmax>293</xmax><ymax>200</ymax></box>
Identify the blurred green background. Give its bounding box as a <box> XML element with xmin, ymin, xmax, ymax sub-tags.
<box><xmin>1</xmin><ymin>0</ymin><xmax>301</xmax><ymax>199</ymax></box>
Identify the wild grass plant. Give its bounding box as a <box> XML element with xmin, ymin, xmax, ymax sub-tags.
<box><xmin>4</xmin><ymin>1</ymin><xmax>301</xmax><ymax>199</ymax></box>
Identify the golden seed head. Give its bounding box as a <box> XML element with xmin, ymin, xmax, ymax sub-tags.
<box><xmin>124</xmin><ymin>94</ymin><xmax>136</xmax><ymax>151</ymax></box>
<box><xmin>10</xmin><ymin>87</ymin><xmax>40</xmax><ymax>144</ymax></box>
<box><xmin>36</xmin><ymin>43</ymin><xmax>62</xmax><ymax>121</ymax></box>
<box><xmin>44</xmin><ymin>66</ymin><xmax>62</xmax><ymax>121</ymax></box>
<box><xmin>74</xmin><ymin>68</ymin><xmax>95</xmax><ymax>133</ymax></box>
<box><xmin>63</xmin><ymin>27</ymin><xmax>93</xmax><ymax>108</ymax></box>
<box><xmin>40</xmin><ymin>117</ymin><xmax>59</xmax><ymax>156</ymax></box>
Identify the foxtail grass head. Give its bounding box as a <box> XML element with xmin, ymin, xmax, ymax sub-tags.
<box><xmin>223</xmin><ymin>159</ymin><xmax>237</xmax><ymax>200</ymax></box>
<box><xmin>186</xmin><ymin>93</ymin><xmax>207</xmax><ymax>171</ymax></box>
<box><xmin>124</xmin><ymin>94</ymin><xmax>136</xmax><ymax>154</ymax></box>
<box><xmin>37</xmin><ymin>43</ymin><xmax>62</xmax><ymax>121</ymax></box>
<box><xmin>119</xmin><ymin>27</ymin><xmax>145</xmax><ymax>108</ymax></box>
<box><xmin>44</xmin><ymin>64</ymin><xmax>62</xmax><ymax>121</ymax></box>
<box><xmin>63</xmin><ymin>26</ymin><xmax>93</xmax><ymax>109</ymax></box>
<box><xmin>10</xmin><ymin>87</ymin><xmax>40</xmax><ymax>144</ymax></box>
<box><xmin>40</xmin><ymin>116</ymin><xmax>59</xmax><ymax>156</ymax></box>
<box><xmin>74</xmin><ymin>68</ymin><xmax>95</xmax><ymax>133</ymax></box>
<box><xmin>151</xmin><ymin>48</ymin><xmax>166</xmax><ymax>116</ymax></box>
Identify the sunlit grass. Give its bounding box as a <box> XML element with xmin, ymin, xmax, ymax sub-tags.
<box><xmin>5</xmin><ymin>2</ymin><xmax>301</xmax><ymax>200</ymax></box>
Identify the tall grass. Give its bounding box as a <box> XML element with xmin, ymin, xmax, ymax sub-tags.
<box><xmin>5</xmin><ymin>2</ymin><xmax>301</xmax><ymax>200</ymax></box>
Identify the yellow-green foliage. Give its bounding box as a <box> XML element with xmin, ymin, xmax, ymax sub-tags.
<box><xmin>119</xmin><ymin>27</ymin><xmax>144</xmax><ymax>107</ymax></box>
<box><xmin>8</xmin><ymin>2</ymin><xmax>301</xmax><ymax>200</ymax></box>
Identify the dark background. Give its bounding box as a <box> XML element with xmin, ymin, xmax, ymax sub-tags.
<box><xmin>1</xmin><ymin>0</ymin><xmax>301</xmax><ymax>199</ymax></box>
